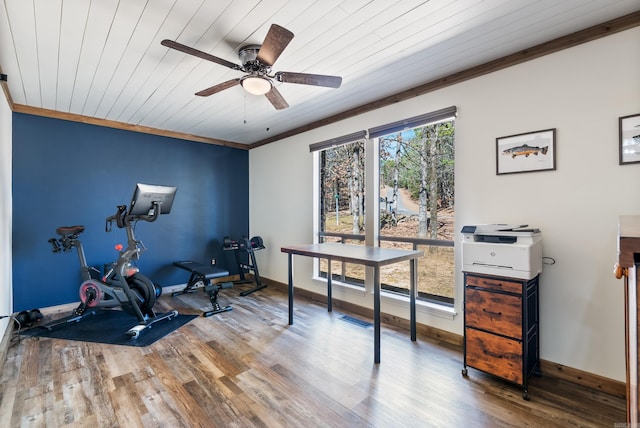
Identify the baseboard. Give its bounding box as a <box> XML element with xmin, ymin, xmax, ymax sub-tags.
<box><xmin>262</xmin><ymin>277</ymin><xmax>626</xmax><ymax>398</ymax></box>
<box><xmin>162</xmin><ymin>283</ymin><xmax>190</xmax><ymax>295</ymax></box>
<box><xmin>539</xmin><ymin>360</ymin><xmax>625</xmax><ymax>398</ymax></box>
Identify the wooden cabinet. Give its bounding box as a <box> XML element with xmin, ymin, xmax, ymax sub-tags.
<box><xmin>615</xmin><ymin>215</ymin><xmax>640</xmax><ymax>424</ymax></box>
<box><xmin>462</xmin><ymin>272</ymin><xmax>540</xmax><ymax>400</ymax></box>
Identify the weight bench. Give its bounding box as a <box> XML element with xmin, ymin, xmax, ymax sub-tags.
<box><xmin>172</xmin><ymin>261</ymin><xmax>233</xmax><ymax>317</ymax></box>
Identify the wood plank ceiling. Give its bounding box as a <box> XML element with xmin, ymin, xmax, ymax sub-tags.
<box><xmin>1</xmin><ymin>0</ymin><xmax>639</xmax><ymax>147</ymax></box>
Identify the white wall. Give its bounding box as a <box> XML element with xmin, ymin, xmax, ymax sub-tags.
<box><xmin>0</xmin><ymin>89</ymin><xmax>12</xmax><ymax>336</ymax></box>
<box><xmin>251</xmin><ymin>28</ymin><xmax>640</xmax><ymax>382</ymax></box>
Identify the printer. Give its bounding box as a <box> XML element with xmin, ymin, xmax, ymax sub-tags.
<box><xmin>461</xmin><ymin>224</ymin><xmax>542</xmax><ymax>280</ymax></box>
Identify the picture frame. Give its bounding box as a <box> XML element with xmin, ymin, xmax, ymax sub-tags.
<box><xmin>496</xmin><ymin>128</ymin><xmax>556</xmax><ymax>175</ymax></box>
<box><xmin>619</xmin><ymin>113</ymin><xmax>640</xmax><ymax>165</ymax></box>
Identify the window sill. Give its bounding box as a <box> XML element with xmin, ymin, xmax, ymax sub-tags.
<box><xmin>383</xmin><ymin>290</ymin><xmax>457</xmax><ymax>320</ymax></box>
<box><xmin>312</xmin><ymin>276</ymin><xmax>457</xmax><ymax>320</ymax></box>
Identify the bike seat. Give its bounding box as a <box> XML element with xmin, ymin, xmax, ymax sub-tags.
<box><xmin>56</xmin><ymin>225</ymin><xmax>85</xmax><ymax>236</ymax></box>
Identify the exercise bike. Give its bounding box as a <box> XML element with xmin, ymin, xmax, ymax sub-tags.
<box><xmin>47</xmin><ymin>184</ymin><xmax>178</xmax><ymax>338</ymax></box>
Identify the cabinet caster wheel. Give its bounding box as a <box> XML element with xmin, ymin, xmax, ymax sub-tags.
<box><xmin>462</xmin><ymin>368</ymin><xmax>468</xmax><ymax>377</ymax></box>
<box><xmin>522</xmin><ymin>390</ymin><xmax>530</xmax><ymax>401</ymax></box>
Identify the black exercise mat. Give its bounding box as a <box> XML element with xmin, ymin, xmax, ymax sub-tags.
<box><xmin>21</xmin><ymin>309</ymin><xmax>197</xmax><ymax>347</ymax></box>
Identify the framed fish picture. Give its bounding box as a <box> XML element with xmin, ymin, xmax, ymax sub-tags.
<box><xmin>619</xmin><ymin>113</ymin><xmax>640</xmax><ymax>165</ymax></box>
<box><xmin>496</xmin><ymin>128</ymin><xmax>556</xmax><ymax>175</ymax></box>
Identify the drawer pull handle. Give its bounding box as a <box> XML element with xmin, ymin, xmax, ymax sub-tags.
<box><xmin>482</xmin><ymin>308</ymin><xmax>502</xmax><ymax>316</ymax></box>
<box><xmin>482</xmin><ymin>280</ymin><xmax>501</xmax><ymax>286</ymax></box>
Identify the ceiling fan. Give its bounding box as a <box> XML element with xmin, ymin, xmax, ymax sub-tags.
<box><xmin>161</xmin><ymin>24</ymin><xmax>342</xmax><ymax>110</ymax></box>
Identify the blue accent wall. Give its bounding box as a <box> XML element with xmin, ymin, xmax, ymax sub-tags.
<box><xmin>12</xmin><ymin>113</ymin><xmax>249</xmax><ymax>310</ymax></box>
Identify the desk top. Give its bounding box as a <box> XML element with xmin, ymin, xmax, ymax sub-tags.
<box><xmin>281</xmin><ymin>243</ymin><xmax>423</xmax><ymax>267</ymax></box>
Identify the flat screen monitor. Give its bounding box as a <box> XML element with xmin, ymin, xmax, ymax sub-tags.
<box><xmin>128</xmin><ymin>183</ymin><xmax>177</xmax><ymax>216</ymax></box>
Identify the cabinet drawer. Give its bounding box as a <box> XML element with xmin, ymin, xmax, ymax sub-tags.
<box><xmin>466</xmin><ymin>274</ymin><xmax>522</xmax><ymax>294</ymax></box>
<box><xmin>465</xmin><ymin>288</ymin><xmax>522</xmax><ymax>339</ymax></box>
<box><xmin>465</xmin><ymin>328</ymin><xmax>523</xmax><ymax>385</ymax></box>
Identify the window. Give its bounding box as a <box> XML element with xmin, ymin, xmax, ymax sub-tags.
<box><xmin>377</xmin><ymin>119</ymin><xmax>455</xmax><ymax>305</ymax></box>
<box><xmin>313</xmin><ymin>107</ymin><xmax>456</xmax><ymax>306</ymax></box>
<box><xmin>318</xmin><ymin>138</ymin><xmax>367</xmax><ymax>286</ymax></box>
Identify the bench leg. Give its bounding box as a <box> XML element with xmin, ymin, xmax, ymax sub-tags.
<box><xmin>202</xmin><ymin>283</ymin><xmax>233</xmax><ymax>317</ymax></box>
<box><xmin>171</xmin><ymin>273</ymin><xmax>203</xmax><ymax>297</ymax></box>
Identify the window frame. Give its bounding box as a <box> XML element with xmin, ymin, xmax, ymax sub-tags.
<box><xmin>311</xmin><ymin>107</ymin><xmax>457</xmax><ymax>310</ymax></box>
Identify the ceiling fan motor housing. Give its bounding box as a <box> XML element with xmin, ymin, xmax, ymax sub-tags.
<box><xmin>239</xmin><ymin>45</ymin><xmax>267</xmax><ymax>73</ymax></box>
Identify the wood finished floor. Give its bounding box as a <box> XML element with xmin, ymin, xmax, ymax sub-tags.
<box><xmin>0</xmin><ymin>284</ymin><xmax>626</xmax><ymax>427</ymax></box>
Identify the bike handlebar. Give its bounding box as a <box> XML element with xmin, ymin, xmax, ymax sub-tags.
<box><xmin>104</xmin><ymin>201</ymin><xmax>162</xmax><ymax>232</ymax></box>
<box><xmin>105</xmin><ymin>205</ymin><xmax>127</xmax><ymax>232</ymax></box>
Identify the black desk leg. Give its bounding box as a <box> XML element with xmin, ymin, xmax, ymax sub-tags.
<box><xmin>288</xmin><ymin>253</ymin><xmax>294</xmax><ymax>325</ymax></box>
<box><xmin>410</xmin><ymin>258</ymin><xmax>417</xmax><ymax>341</ymax></box>
<box><xmin>327</xmin><ymin>258</ymin><xmax>332</xmax><ymax>312</ymax></box>
<box><xmin>374</xmin><ymin>266</ymin><xmax>381</xmax><ymax>364</ymax></box>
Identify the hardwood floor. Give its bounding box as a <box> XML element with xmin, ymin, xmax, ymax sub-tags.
<box><xmin>0</xmin><ymin>284</ymin><xmax>625</xmax><ymax>427</ymax></box>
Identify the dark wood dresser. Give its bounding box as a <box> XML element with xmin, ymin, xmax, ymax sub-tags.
<box><xmin>462</xmin><ymin>272</ymin><xmax>540</xmax><ymax>400</ymax></box>
<box><xmin>615</xmin><ymin>215</ymin><xmax>640</xmax><ymax>424</ymax></box>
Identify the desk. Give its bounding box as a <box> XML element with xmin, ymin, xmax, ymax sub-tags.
<box><xmin>281</xmin><ymin>243</ymin><xmax>424</xmax><ymax>363</ymax></box>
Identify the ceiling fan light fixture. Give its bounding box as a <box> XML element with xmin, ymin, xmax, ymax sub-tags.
<box><xmin>241</xmin><ymin>76</ymin><xmax>272</xmax><ymax>95</ymax></box>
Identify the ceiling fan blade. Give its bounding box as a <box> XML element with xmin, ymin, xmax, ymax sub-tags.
<box><xmin>195</xmin><ymin>79</ymin><xmax>241</xmax><ymax>96</ymax></box>
<box><xmin>265</xmin><ymin>86</ymin><xmax>289</xmax><ymax>110</ymax></box>
<box><xmin>257</xmin><ymin>24</ymin><xmax>294</xmax><ymax>66</ymax></box>
<box><xmin>276</xmin><ymin>71</ymin><xmax>342</xmax><ymax>88</ymax></box>
<box><xmin>161</xmin><ymin>39</ymin><xmax>240</xmax><ymax>70</ymax></box>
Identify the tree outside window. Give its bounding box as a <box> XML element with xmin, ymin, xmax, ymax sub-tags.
<box><xmin>317</xmin><ymin>117</ymin><xmax>455</xmax><ymax>305</ymax></box>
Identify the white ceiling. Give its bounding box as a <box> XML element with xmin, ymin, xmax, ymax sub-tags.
<box><xmin>1</xmin><ymin>0</ymin><xmax>639</xmax><ymax>146</ymax></box>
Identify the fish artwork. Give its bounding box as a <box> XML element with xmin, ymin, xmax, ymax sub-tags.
<box><xmin>502</xmin><ymin>144</ymin><xmax>548</xmax><ymax>158</ymax></box>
